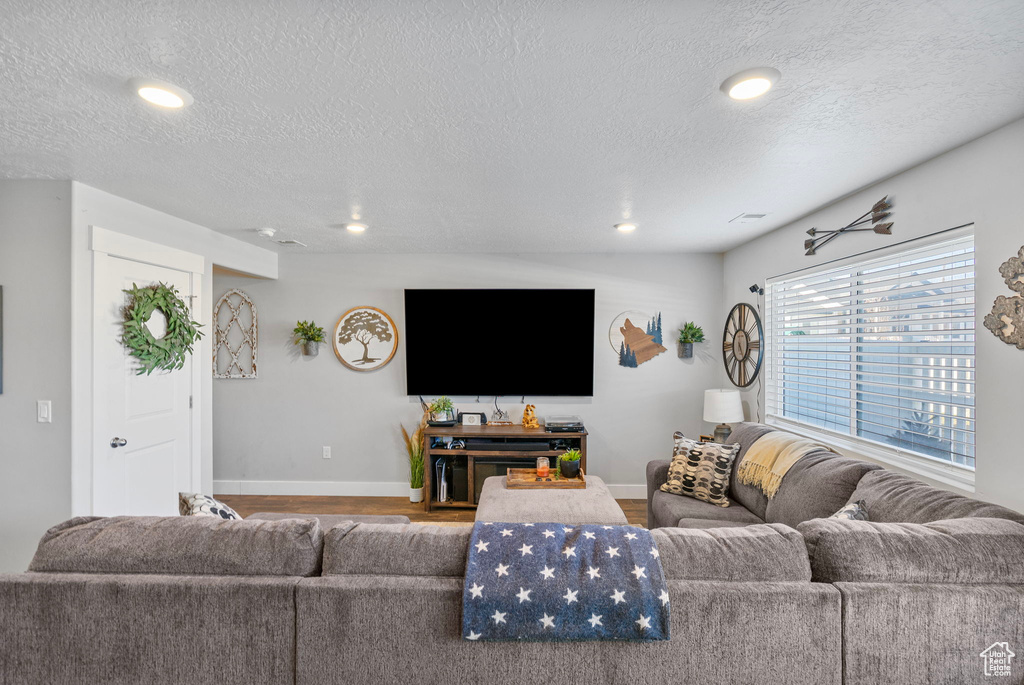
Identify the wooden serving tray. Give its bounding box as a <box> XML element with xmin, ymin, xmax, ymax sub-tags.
<box><xmin>506</xmin><ymin>468</ymin><xmax>586</xmax><ymax>489</ymax></box>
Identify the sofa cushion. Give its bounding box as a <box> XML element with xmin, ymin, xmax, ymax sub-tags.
<box><xmin>725</xmin><ymin>422</ymin><xmax>777</xmax><ymax>519</ymax></box>
<box><xmin>847</xmin><ymin>469</ymin><xmax>1024</xmax><ymax>524</ymax></box>
<box><xmin>322</xmin><ymin>523</ymin><xmax>471</xmax><ymax>577</ymax></box>
<box><xmin>797</xmin><ymin>517</ymin><xmax>1024</xmax><ymax>584</ymax></box>
<box><xmin>829</xmin><ymin>500</ymin><xmax>868</xmax><ymax>521</ymax></box>
<box><xmin>29</xmin><ymin>515</ymin><xmax>328</xmax><ymax>577</ymax></box>
<box><xmin>674</xmin><ymin>518</ymin><xmax>758</xmax><ymax>530</ymax></box>
<box><xmin>178</xmin><ymin>492</ymin><xmax>241</xmax><ymax>520</ymax></box>
<box><xmin>650</xmin><ymin>490</ymin><xmax>763</xmax><ymax>529</ymax></box>
<box><xmin>247</xmin><ymin>512</ymin><xmax>412</xmax><ymax>526</ymax></box>
<box><xmin>764</xmin><ymin>452</ymin><xmax>881</xmax><ymax>528</ymax></box>
<box><xmin>660</xmin><ymin>434</ymin><xmax>740</xmax><ymax>507</ymax></box>
<box><xmin>651</xmin><ymin>524</ymin><xmax>811</xmax><ymax>582</ymax></box>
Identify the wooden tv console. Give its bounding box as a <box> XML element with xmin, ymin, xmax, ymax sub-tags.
<box><xmin>422</xmin><ymin>424</ymin><xmax>588</xmax><ymax>513</ymax></box>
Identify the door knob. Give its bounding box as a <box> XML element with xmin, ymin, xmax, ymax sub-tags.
<box><xmin>110</xmin><ymin>437</ymin><xmax>127</xmax><ymax>448</ymax></box>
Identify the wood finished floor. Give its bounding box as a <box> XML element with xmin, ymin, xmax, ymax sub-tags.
<box><xmin>216</xmin><ymin>494</ymin><xmax>649</xmax><ymax>527</ymax></box>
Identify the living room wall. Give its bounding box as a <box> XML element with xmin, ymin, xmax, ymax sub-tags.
<box><xmin>0</xmin><ymin>181</ymin><xmax>74</xmax><ymax>574</ymax></box>
<box><xmin>721</xmin><ymin>116</ymin><xmax>1024</xmax><ymax>513</ymax></box>
<box><xmin>0</xmin><ymin>180</ymin><xmax>278</xmax><ymax>573</ymax></box>
<box><xmin>212</xmin><ymin>252</ymin><xmax>724</xmax><ymax>497</ymax></box>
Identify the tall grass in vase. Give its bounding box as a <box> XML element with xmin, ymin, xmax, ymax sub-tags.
<box><xmin>401</xmin><ymin>420</ymin><xmax>426</xmax><ymax>503</ymax></box>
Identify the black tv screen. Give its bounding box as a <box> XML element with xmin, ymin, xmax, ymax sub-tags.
<box><xmin>404</xmin><ymin>289</ymin><xmax>595</xmax><ymax>396</ymax></box>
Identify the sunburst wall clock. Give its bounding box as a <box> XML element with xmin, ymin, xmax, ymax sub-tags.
<box><xmin>723</xmin><ymin>303</ymin><xmax>763</xmax><ymax>388</ymax></box>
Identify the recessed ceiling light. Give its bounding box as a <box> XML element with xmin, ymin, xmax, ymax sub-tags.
<box><xmin>128</xmin><ymin>78</ymin><xmax>194</xmax><ymax>109</ymax></box>
<box><xmin>345</xmin><ymin>223</ymin><xmax>367</xmax><ymax>233</ymax></box>
<box><xmin>615</xmin><ymin>223</ymin><xmax>637</xmax><ymax>233</ymax></box>
<box><xmin>720</xmin><ymin>67</ymin><xmax>781</xmax><ymax>100</ymax></box>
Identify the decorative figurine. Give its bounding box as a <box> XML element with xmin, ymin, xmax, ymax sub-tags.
<box><xmin>522</xmin><ymin>404</ymin><xmax>540</xmax><ymax>429</ymax></box>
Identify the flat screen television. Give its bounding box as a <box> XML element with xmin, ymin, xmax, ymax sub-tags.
<box><xmin>404</xmin><ymin>289</ymin><xmax>595</xmax><ymax>396</ymax></box>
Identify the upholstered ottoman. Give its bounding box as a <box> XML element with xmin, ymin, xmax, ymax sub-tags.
<box><xmin>475</xmin><ymin>475</ymin><xmax>628</xmax><ymax>525</ymax></box>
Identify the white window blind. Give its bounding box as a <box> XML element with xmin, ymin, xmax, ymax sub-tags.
<box><xmin>765</xmin><ymin>229</ymin><xmax>975</xmax><ymax>470</ymax></box>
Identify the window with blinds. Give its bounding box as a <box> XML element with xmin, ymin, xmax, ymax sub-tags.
<box><xmin>765</xmin><ymin>229</ymin><xmax>975</xmax><ymax>470</ymax></box>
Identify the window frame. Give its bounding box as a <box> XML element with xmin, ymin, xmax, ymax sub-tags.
<box><xmin>763</xmin><ymin>225</ymin><xmax>976</xmax><ymax>491</ymax></box>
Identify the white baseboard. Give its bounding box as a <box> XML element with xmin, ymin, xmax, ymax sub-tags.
<box><xmin>214</xmin><ymin>479</ymin><xmax>649</xmax><ymax>500</ymax></box>
<box><xmin>213</xmin><ymin>480</ymin><xmax>410</xmax><ymax>497</ymax></box>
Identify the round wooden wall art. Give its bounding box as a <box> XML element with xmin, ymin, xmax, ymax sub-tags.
<box><xmin>333</xmin><ymin>306</ymin><xmax>398</xmax><ymax>371</ymax></box>
<box><xmin>608</xmin><ymin>310</ymin><xmax>666</xmax><ymax>367</ymax></box>
<box><xmin>723</xmin><ymin>302</ymin><xmax>763</xmax><ymax>388</ymax></box>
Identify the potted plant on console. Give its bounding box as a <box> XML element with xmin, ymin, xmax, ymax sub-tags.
<box><xmin>293</xmin><ymin>320</ymin><xmax>325</xmax><ymax>357</ymax></box>
<box><xmin>428</xmin><ymin>396</ymin><xmax>456</xmax><ymax>425</ymax></box>
<box><xmin>558</xmin><ymin>449</ymin><xmax>582</xmax><ymax>479</ymax></box>
<box><xmin>401</xmin><ymin>421</ymin><xmax>426</xmax><ymax>503</ymax></box>
<box><xmin>677</xmin><ymin>321</ymin><xmax>705</xmax><ymax>359</ymax></box>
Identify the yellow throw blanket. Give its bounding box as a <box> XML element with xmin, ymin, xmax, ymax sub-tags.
<box><xmin>736</xmin><ymin>431</ymin><xmax>837</xmax><ymax>499</ymax></box>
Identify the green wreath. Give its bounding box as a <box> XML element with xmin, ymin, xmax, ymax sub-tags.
<box><xmin>122</xmin><ymin>282</ymin><xmax>204</xmax><ymax>375</ymax></box>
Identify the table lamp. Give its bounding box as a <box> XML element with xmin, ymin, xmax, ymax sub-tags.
<box><xmin>704</xmin><ymin>389</ymin><xmax>744</xmax><ymax>442</ymax></box>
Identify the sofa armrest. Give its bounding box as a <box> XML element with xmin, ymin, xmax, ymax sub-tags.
<box><xmin>797</xmin><ymin>517</ymin><xmax>1024</xmax><ymax>584</ymax></box>
<box><xmin>646</xmin><ymin>460</ymin><xmax>672</xmax><ymax>528</ymax></box>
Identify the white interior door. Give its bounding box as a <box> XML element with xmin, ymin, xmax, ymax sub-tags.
<box><xmin>93</xmin><ymin>254</ymin><xmax>195</xmax><ymax>516</ymax></box>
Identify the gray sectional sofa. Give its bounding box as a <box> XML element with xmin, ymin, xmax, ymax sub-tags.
<box><xmin>646</xmin><ymin>422</ymin><xmax>1024</xmax><ymax>531</ymax></box>
<box><xmin>1</xmin><ymin>422</ymin><xmax>1021</xmax><ymax>684</ymax></box>
<box><xmin>648</xmin><ymin>422</ymin><xmax>1024</xmax><ymax>684</ymax></box>
<box><xmin>1</xmin><ymin>515</ymin><xmax>842</xmax><ymax>685</ymax></box>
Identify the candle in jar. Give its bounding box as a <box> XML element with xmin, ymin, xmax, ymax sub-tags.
<box><xmin>536</xmin><ymin>457</ymin><xmax>550</xmax><ymax>477</ymax></box>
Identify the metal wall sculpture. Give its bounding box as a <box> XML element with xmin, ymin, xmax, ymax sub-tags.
<box><xmin>983</xmin><ymin>246</ymin><xmax>1024</xmax><ymax>349</ymax></box>
<box><xmin>804</xmin><ymin>197</ymin><xmax>893</xmax><ymax>256</ymax></box>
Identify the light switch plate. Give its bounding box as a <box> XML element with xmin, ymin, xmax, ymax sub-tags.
<box><xmin>37</xmin><ymin>400</ymin><xmax>52</xmax><ymax>423</ymax></box>
<box><xmin>322</xmin><ymin>446</ymin><xmax>331</xmax><ymax>459</ymax></box>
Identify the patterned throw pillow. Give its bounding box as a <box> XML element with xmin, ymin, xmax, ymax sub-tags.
<box><xmin>830</xmin><ymin>499</ymin><xmax>869</xmax><ymax>521</ymax></box>
<box><xmin>659</xmin><ymin>433</ymin><xmax>740</xmax><ymax>508</ymax></box>
<box><xmin>178</xmin><ymin>492</ymin><xmax>241</xmax><ymax>520</ymax></box>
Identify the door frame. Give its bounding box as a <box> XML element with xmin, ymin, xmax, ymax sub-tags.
<box><xmin>84</xmin><ymin>226</ymin><xmax>205</xmax><ymax>514</ymax></box>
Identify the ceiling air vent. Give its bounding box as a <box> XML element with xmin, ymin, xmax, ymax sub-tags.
<box><xmin>275</xmin><ymin>239</ymin><xmax>308</xmax><ymax>247</ymax></box>
<box><xmin>729</xmin><ymin>213</ymin><xmax>768</xmax><ymax>224</ymax></box>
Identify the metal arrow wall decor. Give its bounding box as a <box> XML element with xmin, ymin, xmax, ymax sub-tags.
<box><xmin>803</xmin><ymin>197</ymin><xmax>894</xmax><ymax>256</ymax></box>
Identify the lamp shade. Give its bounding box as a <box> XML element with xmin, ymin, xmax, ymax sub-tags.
<box><xmin>703</xmin><ymin>389</ymin><xmax>744</xmax><ymax>423</ymax></box>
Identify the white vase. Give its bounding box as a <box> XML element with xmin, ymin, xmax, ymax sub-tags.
<box><xmin>409</xmin><ymin>487</ymin><xmax>424</xmax><ymax>503</ymax></box>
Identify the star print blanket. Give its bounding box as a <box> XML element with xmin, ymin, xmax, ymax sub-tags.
<box><xmin>462</xmin><ymin>522</ymin><xmax>670</xmax><ymax>642</ymax></box>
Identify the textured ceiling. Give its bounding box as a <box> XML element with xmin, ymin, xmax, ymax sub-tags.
<box><xmin>2</xmin><ymin>0</ymin><xmax>1024</xmax><ymax>254</ymax></box>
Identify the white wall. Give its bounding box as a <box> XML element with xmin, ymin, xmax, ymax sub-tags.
<box><xmin>68</xmin><ymin>182</ymin><xmax>278</xmax><ymax>513</ymax></box>
<box><xmin>722</xmin><ymin>116</ymin><xmax>1024</xmax><ymax>513</ymax></box>
<box><xmin>0</xmin><ymin>180</ymin><xmax>277</xmax><ymax>572</ymax></box>
<box><xmin>0</xmin><ymin>181</ymin><xmax>74</xmax><ymax>572</ymax></box>
<box><xmin>212</xmin><ymin>253</ymin><xmax>724</xmax><ymax>497</ymax></box>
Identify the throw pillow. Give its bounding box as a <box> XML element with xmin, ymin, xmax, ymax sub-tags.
<box><xmin>178</xmin><ymin>492</ymin><xmax>241</xmax><ymax>520</ymax></box>
<box><xmin>660</xmin><ymin>433</ymin><xmax>740</xmax><ymax>508</ymax></box>
<box><xmin>830</xmin><ymin>499</ymin><xmax>869</xmax><ymax>521</ymax></box>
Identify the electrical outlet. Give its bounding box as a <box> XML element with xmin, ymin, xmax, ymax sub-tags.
<box><xmin>37</xmin><ymin>400</ymin><xmax>52</xmax><ymax>423</ymax></box>
<box><xmin>322</xmin><ymin>446</ymin><xmax>331</xmax><ymax>459</ymax></box>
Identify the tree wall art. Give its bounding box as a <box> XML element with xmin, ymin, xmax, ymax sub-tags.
<box><xmin>333</xmin><ymin>306</ymin><xmax>399</xmax><ymax>371</ymax></box>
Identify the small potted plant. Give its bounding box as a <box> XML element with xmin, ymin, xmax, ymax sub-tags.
<box><xmin>677</xmin><ymin>321</ymin><xmax>705</xmax><ymax>359</ymax></box>
<box><xmin>558</xmin><ymin>449</ymin><xmax>582</xmax><ymax>479</ymax></box>
<box><xmin>428</xmin><ymin>396</ymin><xmax>455</xmax><ymax>424</ymax></box>
<box><xmin>293</xmin><ymin>320</ymin><xmax>325</xmax><ymax>357</ymax></box>
<box><xmin>401</xmin><ymin>421</ymin><xmax>426</xmax><ymax>503</ymax></box>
